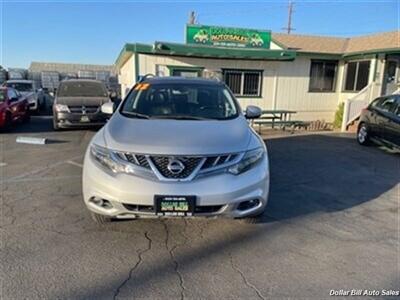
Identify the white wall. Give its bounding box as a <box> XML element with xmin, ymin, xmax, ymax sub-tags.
<box><xmin>120</xmin><ymin>53</ymin><xmax>347</xmax><ymax>122</ymax></box>
<box><xmin>118</xmin><ymin>55</ymin><xmax>135</xmax><ymax>98</ymax></box>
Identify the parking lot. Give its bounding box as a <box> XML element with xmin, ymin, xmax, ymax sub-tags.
<box><xmin>1</xmin><ymin>117</ymin><xmax>399</xmax><ymax>299</ymax></box>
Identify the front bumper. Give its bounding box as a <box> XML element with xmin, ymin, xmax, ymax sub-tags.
<box><xmin>54</xmin><ymin>112</ymin><xmax>107</xmax><ymax>128</ymax></box>
<box><xmin>82</xmin><ymin>148</ymin><xmax>270</xmax><ymax>219</ymax></box>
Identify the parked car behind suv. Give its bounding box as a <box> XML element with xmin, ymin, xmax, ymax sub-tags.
<box><xmin>82</xmin><ymin>77</ymin><xmax>269</xmax><ymax>224</ymax></box>
<box><xmin>0</xmin><ymin>87</ymin><xmax>30</xmax><ymax>130</ymax></box>
<box><xmin>4</xmin><ymin>80</ymin><xmax>44</xmax><ymax>111</ymax></box>
<box><xmin>52</xmin><ymin>79</ymin><xmax>110</xmax><ymax>130</ymax></box>
<box><xmin>357</xmin><ymin>94</ymin><xmax>400</xmax><ymax>148</ymax></box>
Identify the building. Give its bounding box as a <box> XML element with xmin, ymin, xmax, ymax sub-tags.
<box><xmin>115</xmin><ymin>25</ymin><xmax>400</xmax><ymax>127</ymax></box>
<box><xmin>28</xmin><ymin>61</ymin><xmax>119</xmax><ymax>92</ymax></box>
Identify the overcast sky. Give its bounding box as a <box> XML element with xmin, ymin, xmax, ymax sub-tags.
<box><xmin>2</xmin><ymin>0</ymin><xmax>398</xmax><ymax>68</ymax></box>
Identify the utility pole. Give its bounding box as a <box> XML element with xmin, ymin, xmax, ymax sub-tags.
<box><xmin>188</xmin><ymin>11</ymin><xmax>196</xmax><ymax>24</ymax></box>
<box><xmin>283</xmin><ymin>1</ymin><xmax>295</xmax><ymax>34</ymax></box>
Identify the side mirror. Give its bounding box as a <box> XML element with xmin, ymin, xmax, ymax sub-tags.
<box><xmin>245</xmin><ymin>105</ymin><xmax>262</xmax><ymax>119</ymax></box>
<box><xmin>109</xmin><ymin>91</ymin><xmax>117</xmax><ymax>99</ymax></box>
<box><xmin>101</xmin><ymin>102</ymin><xmax>114</xmax><ymax>115</ymax></box>
<box><xmin>10</xmin><ymin>97</ymin><xmax>19</xmax><ymax>102</ymax></box>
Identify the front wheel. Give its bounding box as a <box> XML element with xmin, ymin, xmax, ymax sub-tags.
<box><xmin>53</xmin><ymin>117</ymin><xmax>60</xmax><ymax>131</ymax></box>
<box><xmin>357</xmin><ymin>123</ymin><xmax>370</xmax><ymax>145</ymax></box>
<box><xmin>23</xmin><ymin>111</ymin><xmax>30</xmax><ymax>123</ymax></box>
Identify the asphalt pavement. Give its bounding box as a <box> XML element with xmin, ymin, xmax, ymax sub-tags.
<box><xmin>1</xmin><ymin>116</ymin><xmax>399</xmax><ymax>299</ymax></box>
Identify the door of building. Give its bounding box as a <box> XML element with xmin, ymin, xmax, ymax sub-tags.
<box><xmin>383</xmin><ymin>56</ymin><xmax>400</xmax><ymax>95</ymax></box>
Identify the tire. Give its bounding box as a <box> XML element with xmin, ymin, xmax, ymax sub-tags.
<box><xmin>53</xmin><ymin>117</ymin><xmax>60</xmax><ymax>131</ymax></box>
<box><xmin>3</xmin><ymin>113</ymin><xmax>12</xmax><ymax>130</ymax></box>
<box><xmin>90</xmin><ymin>212</ymin><xmax>112</xmax><ymax>224</ymax></box>
<box><xmin>357</xmin><ymin>123</ymin><xmax>370</xmax><ymax>146</ymax></box>
<box><xmin>23</xmin><ymin>112</ymin><xmax>30</xmax><ymax>123</ymax></box>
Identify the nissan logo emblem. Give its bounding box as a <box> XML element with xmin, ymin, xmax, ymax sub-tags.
<box><xmin>167</xmin><ymin>158</ymin><xmax>185</xmax><ymax>174</ymax></box>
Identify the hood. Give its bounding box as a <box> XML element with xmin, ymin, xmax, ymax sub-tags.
<box><xmin>103</xmin><ymin>112</ymin><xmax>252</xmax><ymax>155</ymax></box>
<box><xmin>55</xmin><ymin>96</ymin><xmax>109</xmax><ymax>106</ymax></box>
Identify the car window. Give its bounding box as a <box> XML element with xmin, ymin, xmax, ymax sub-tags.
<box><xmin>7</xmin><ymin>89</ymin><xmax>17</xmax><ymax>100</ymax></box>
<box><xmin>58</xmin><ymin>81</ymin><xmax>108</xmax><ymax>97</ymax></box>
<box><xmin>376</xmin><ymin>96</ymin><xmax>397</xmax><ymax>113</ymax></box>
<box><xmin>121</xmin><ymin>82</ymin><xmax>239</xmax><ymax>120</ymax></box>
<box><xmin>394</xmin><ymin>98</ymin><xmax>400</xmax><ymax>117</ymax></box>
<box><xmin>6</xmin><ymin>82</ymin><xmax>33</xmax><ymax>92</ymax></box>
<box><xmin>369</xmin><ymin>97</ymin><xmax>382</xmax><ymax>109</ymax></box>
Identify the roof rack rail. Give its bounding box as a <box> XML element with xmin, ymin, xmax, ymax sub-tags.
<box><xmin>138</xmin><ymin>73</ymin><xmax>156</xmax><ymax>82</ymax></box>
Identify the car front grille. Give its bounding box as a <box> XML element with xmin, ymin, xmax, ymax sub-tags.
<box><xmin>120</xmin><ymin>153</ymin><xmax>239</xmax><ymax>181</ymax></box>
<box><xmin>150</xmin><ymin>156</ymin><xmax>202</xmax><ymax>179</ymax></box>
<box><xmin>68</xmin><ymin>105</ymin><xmax>99</xmax><ymax>114</ymax></box>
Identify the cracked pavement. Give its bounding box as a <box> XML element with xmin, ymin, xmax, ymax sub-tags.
<box><xmin>1</xmin><ymin>116</ymin><xmax>399</xmax><ymax>299</ymax></box>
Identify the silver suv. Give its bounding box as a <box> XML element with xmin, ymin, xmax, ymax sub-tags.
<box><xmin>82</xmin><ymin>77</ymin><xmax>269</xmax><ymax>223</ymax></box>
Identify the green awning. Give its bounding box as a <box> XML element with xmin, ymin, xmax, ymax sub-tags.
<box><xmin>116</xmin><ymin>42</ymin><xmax>296</xmax><ymax>68</ymax></box>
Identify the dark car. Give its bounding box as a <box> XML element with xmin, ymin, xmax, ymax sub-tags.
<box><xmin>52</xmin><ymin>79</ymin><xmax>110</xmax><ymax>130</ymax></box>
<box><xmin>357</xmin><ymin>94</ymin><xmax>400</xmax><ymax>148</ymax></box>
<box><xmin>0</xmin><ymin>87</ymin><xmax>30</xmax><ymax>130</ymax></box>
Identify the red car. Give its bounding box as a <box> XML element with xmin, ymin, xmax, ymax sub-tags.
<box><xmin>0</xmin><ymin>87</ymin><xmax>30</xmax><ymax>130</ymax></box>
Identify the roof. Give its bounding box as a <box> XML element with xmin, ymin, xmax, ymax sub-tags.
<box><xmin>116</xmin><ymin>30</ymin><xmax>400</xmax><ymax>68</ymax></box>
<box><xmin>272</xmin><ymin>31</ymin><xmax>400</xmax><ymax>55</ymax></box>
<box><xmin>29</xmin><ymin>62</ymin><xmax>117</xmax><ymax>74</ymax></box>
<box><xmin>345</xmin><ymin>31</ymin><xmax>400</xmax><ymax>54</ymax></box>
<box><xmin>5</xmin><ymin>79</ymin><xmax>33</xmax><ymax>83</ymax></box>
<box><xmin>60</xmin><ymin>79</ymin><xmax>104</xmax><ymax>84</ymax></box>
<box><xmin>142</xmin><ymin>76</ymin><xmax>223</xmax><ymax>85</ymax></box>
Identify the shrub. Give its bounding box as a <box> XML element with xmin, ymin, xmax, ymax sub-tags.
<box><xmin>333</xmin><ymin>102</ymin><xmax>344</xmax><ymax>129</ymax></box>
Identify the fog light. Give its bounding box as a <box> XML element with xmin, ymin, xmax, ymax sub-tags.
<box><xmin>90</xmin><ymin>197</ymin><xmax>113</xmax><ymax>209</ymax></box>
<box><xmin>237</xmin><ymin>199</ymin><xmax>260</xmax><ymax>211</ymax></box>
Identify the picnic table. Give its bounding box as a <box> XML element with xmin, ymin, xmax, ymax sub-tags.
<box><xmin>252</xmin><ymin>110</ymin><xmax>309</xmax><ymax>133</ymax></box>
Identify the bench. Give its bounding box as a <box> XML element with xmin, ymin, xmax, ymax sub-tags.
<box><xmin>253</xmin><ymin>120</ymin><xmax>310</xmax><ymax>133</ymax></box>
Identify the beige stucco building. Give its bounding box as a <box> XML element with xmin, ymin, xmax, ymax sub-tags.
<box><xmin>116</xmin><ymin>30</ymin><xmax>400</xmax><ymax>127</ymax></box>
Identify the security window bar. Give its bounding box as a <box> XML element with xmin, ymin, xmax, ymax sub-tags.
<box><xmin>309</xmin><ymin>60</ymin><xmax>338</xmax><ymax>92</ymax></box>
<box><xmin>223</xmin><ymin>70</ymin><xmax>262</xmax><ymax>97</ymax></box>
<box><xmin>344</xmin><ymin>60</ymin><xmax>371</xmax><ymax>92</ymax></box>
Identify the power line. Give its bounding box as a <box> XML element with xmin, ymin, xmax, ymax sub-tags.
<box><xmin>282</xmin><ymin>1</ymin><xmax>295</xmax><ymax>34</ymax></box>
<box><xmin>188</xmin><ymin>11</ymin><xmax>196</xmax><ymax>25</ymax></box>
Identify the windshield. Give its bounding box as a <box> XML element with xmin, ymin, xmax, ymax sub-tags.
<box><xmin>58</xmin><ymin>81</ymin><xmax>108</xmax><ymax>97</ymax></box>
<box><xmin>6</xmin><ymin>82</ymin><xmax>32</xmax><ymax>92</ymax></box>
<box><xmin>121</xmin><ymin>83</ymin><xmax>239</xmax><ymax>120</ymax></box>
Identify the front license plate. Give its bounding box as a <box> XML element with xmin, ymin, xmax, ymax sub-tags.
<box><xmin>155</xmin><ymin>195</ymin><xmax>196</xmax><ymax>216</ymax></box>
<box><xmin>80</xmin><ymin>115</ymin><xmax>90</xmax><ymax>122</ymax></box>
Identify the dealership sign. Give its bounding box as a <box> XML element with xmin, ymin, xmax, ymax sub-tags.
<box><xmin>186</xmin><ymin>24</ymin><xmax>271</xmax><ymax>49</ymax></box>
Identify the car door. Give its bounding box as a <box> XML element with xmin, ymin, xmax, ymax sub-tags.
<box><xmin>384</xmin><ymin>96</ymin><xmax>400</xmax><ymax>147</ymax></box>
<box><xmin>374</xmin><ymin>95</ymin><xmax>398</xmax><ymax>143</ymax></box>
<box><xmin>366</xmin><ymin>97</ymin><xmax>383</xmax><ymax>137</ymax></box>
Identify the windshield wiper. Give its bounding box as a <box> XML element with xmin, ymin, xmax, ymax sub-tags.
<box><xmin>151</xmin><ymin>115</ymin><xmax>212</xmax><ymax>120</ymax></box>
<box><xmin>123</xmin><ymin>111</ymin><xmax>151</xmax><ymax>119</ymax></box>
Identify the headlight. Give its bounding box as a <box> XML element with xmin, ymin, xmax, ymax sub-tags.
<box><xmin>54</xmin><ymin>104</ymin><xmax>70</xmax><ymax>112</ymax></box>
<box><xmin>90</xmin><ymin>144</ymin><xmax>135</xmax><ymax>175</ymax></box>
<box><xmin>228</xmin><ymin>148</ymin><xmax>265</xmax><ymax>175</ymax></box>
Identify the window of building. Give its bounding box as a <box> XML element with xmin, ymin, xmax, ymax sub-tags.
<box><xmin>344</xmin><ymin>61</ymin><xmax>370</xmax><ymax>92</ymax></box>
<box><xmin>308</xmin><ymin>60</ymin><xmax>338</xmax><ymax>92</ymax></box>
<box><xmin>223</xmin><ymin>69</ymin><xmax>262</xmax><ymax>97</ymax></box>
<box><xmin>167</xmin><ymin>66</ymin><xmax>203</xmax><ymax>78</ymax></box>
